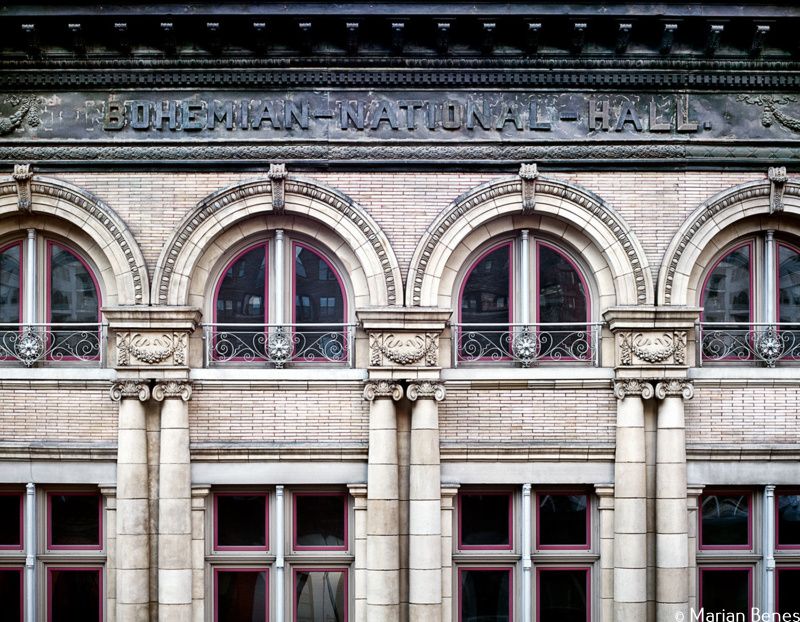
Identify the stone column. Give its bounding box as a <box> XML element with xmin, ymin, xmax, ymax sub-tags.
<box><xmin>153</xmin><ymin>381</ymin><xmax>193</xmax><ymax>622</ymax></box>
<box><xmin>190</xmin><ymin>485</ymin><xmax>210</xmax><ymax>622</ymax></box>
<box><xmin>362</xmin><ymin>380</ymin><xmax>403</xmax><ymax>622</ymax></box>
<box><xmin>654</xmin><ymin>380</ymin><xmax>693</xmax><ymax>622</ymax></box>
<box><xmin>686</xmin><ymin>485</ymin><xmax>704</xmax><ymax>614</ymax></box>
<box><xmin>110</xmin><ymin>380</ymin><xmax>152</xmax><ymax>622</ymax></box>
<box><xmin>595</xmin><ymin>484</ymin><xmax>615</xmax><ymax>622</ymax></box>
<box><xmin>407</xmin><ymin>381</ymin><xmax>445</xmax><ymax>622</ymax></box>
<box><xmin>613</xmin><ymin>379</ymin><xmax>652</xmax><ymax>622</ymax></box>
<box><xmin>100</xmin><ymin>486</ymin><xmax>118</xmax><ymax>622</ymax></box>
<box><xmin>764</xmin><ymin>484</ymin><xmax>777</xmax><ymax>617</ymax></box>
<box><xmin>348</xmin><ymin>484</ymin><xmax>368</xmax><ymax>622</ymax></box>
<box><xmin>441</xmin><ymin>484</ymin><xmax>459</xmax><ymax>622</ymax></box>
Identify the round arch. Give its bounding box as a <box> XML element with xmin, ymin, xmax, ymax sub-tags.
<box><xmin>658</xmin><ymin>179</ymin><xmax>800</xmax><ymax>306</ymax></box>
<box><xmin>406</xmin><ymin>176</ymin><xmax>653</xmax><ymax>308</ymax></box>
<box><xmin>0</xmin><ymin>175</ymin><xmax>149</xmax><ymax>305</ymax></box>
<box><xmin>152</xmin><ymin>176</ymin><xmax>402</xmax><ymax>308</ymax></box>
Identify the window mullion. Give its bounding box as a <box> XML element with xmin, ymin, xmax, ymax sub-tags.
<box><xmin>24</xmin><ymin>229</ymin><xmax>36</xmax><ymax>326</ymax></box>
<box><xmin>275</xmin><ymin>485</ymin><xmax>285</xmax><ymax>622</ymax></box>
<box><xmin>274</xmin><ymin>229</ymin><xmax>285</xmax><ymax>326</ymax></box>
<box><xmin>765</xmin><ymin>230</ymin><xmax>776</xmax><ymax>324</ymax></box>
<box><xmin>519</xmin><ymin>230</ymin><xmax>531</xmax><ymax>325</ymax></box>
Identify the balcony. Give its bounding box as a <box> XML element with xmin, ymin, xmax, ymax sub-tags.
<box><xmin>451</xmin><ymin>323</ymin><xmax>602</xmax><ymax>367</ymax></box>
<box><xmin>697</xmin><ymin>322</ymin><xmax>800</xmax><ymax>367</ymax></box>
<box><xmin>0</xmin><ymin>323</ymin><xmax>106</xmax><ymax>367</ymax></box>
<box><xmin>201</xmin><ymin>323</ymin><xmax>356</xmax><ymax>368</ymax></box>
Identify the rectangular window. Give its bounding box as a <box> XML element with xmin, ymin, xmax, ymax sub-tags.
<box><xmin>0</xmin><ymin>492</ymin><xmax>23</xmax><ymax>549</ymax></box>
<box><xmin>0</xmin><ymin>568</ymin><xmax>22</xmax><ymax>622</ymax></box>
<box><xmin>458</xmin><ymin>567</ymin><xmax>512</xmax><ymax>622</ymax></box>
<box><xmin>537</xmin><ymin>567</ymin><xmax>590</xmax><ymax>622</ymax></box>
<box><xmin>294</xmin><ymin>492</ymin><xmax>347</xmax><ymax>551</ymax></box>
<box><xmin>537</xmin><ymin>493</ymin><xmax>589</xmax><ymax>550</ymax></box>
<box><xmin>459</xmin><ymin>491</ymin><xmax>512</xmax><ymax>550</ymax></box>
<box><xmin>294</xmin><ymin>568</ymin><xmax>348</xmax><ymax>622</ymax></box>
<box><xmin>47</xmin><ymin>566</ymin><xmax>102</xmax><ymax>622</ymax></box>
<box><xmin>699</xmin><ymin>568</ymin><xmax>751</xmax><ymax>616</ymax></box>
<box><xmin>777</xmin><ymin>567</ymin><xmax>800</xmax><ymax>616</ymax></box>
<box><xmin>48</xmin><ymin>492</ymin><xmax>102</xmax><ymax>550</ymax></box>
<box><xmin>214</xmin><ymin>568</ymin><xmax>269</xmax><ymax>622</ymax></box>
<box><xmin>214</xmin><ymin>493</ymin><xmax>269</xmax><ymax>551</ymax></box>
<box><xmin>699</xmin><ymin>492</ymin><xmax>751</xmax><ymax>549</ymax></box>
<box><xmin>777</xmin><ymin>493</ymin><xmax>800</xmax><ymax>549</ymax></box>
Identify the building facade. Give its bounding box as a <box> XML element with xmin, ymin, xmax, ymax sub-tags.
<box><xmin>0</xmin><ymin>2</ymin><xmax>799</xmax><ymax>621</ymax></box>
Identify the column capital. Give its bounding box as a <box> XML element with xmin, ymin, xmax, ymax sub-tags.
<box><xmin>441</xmin><ymin>483</ymin><xmax>460</xmax><ymax>500</ymax></box>
<box><xmin>407</xmin><ymin>380</ymin><xmax>446</xmax><ymax>402</ymax></box>
<box><xmin>348</xmin><ymin>483</ymin><xmax>368</xmax><ymax>502</ymax></box>
<box><xmin>152</xmin><ymin>380</ymin><xmax>192</xmax><ymax>402</ymax></box>
<box><xmin>613</xmin><ymin>379</ymin><xmax>653</xmax><ymax>400</ymax></box>
<box><xmin>109</xmin><ymin>380</ymin><xmax>150</xmax><ymax>402</ymax></box>
<box><xmin>765</xmin><ymin>484</ymin><xmax>776</xmax><ymax>495</ymax></box>
<box><xmin>98</xmin><ymin>484</ymin><xmax>117</xmax><ymax>499</ymax></box>
<box><xmin>362</xmin><ymin>380</ymin><xmax>403</xmax><ymax>401</ymax></box>
<box><xmin>654</xmin><ymin>379</ymin><xmax>694</xmax><ymax>400</ymax></box>
<box><xmin>594</xmin><ymin>483</ymin><xmax>615</xmax><ymax>499</ymax></box>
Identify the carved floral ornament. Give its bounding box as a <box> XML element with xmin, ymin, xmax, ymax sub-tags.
<box><xmin>116</xmin><ymin>332</ymin><xmax>188</xmax><ymax>367</ymax></box>
<box><xmin>618</xmin><ymin>331</ymin><xmax>687</xmax><ymax>366</ymax></box>
<box><xmin>369</xmin><ymin>332</ymin><xmax>438</xmax><ymax>367</ymax></box>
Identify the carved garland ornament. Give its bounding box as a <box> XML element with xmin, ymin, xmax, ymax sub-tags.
<box><xmin>116</xmin><ymin>332</ymin><xmax>187</xmax><ymax>366</ymax></box>
<box><xmin>738</xmin><ymin>94</ymin><xmax>800</xmax><ymax>134</ymax></box>
<box><xmin>369</xmin><ymin>333</ymin><xmax>438</xmax><ymax>367</ymax></box>
<box><xmin>109</xmin><ymin>380</ymin><xmax>151</xmax><ymax>402</ymax></box>
<box><xmin>619</xmin><ymin>331</ymin><xmax>687</xmax><ymax>366</ymax></box>
<box><xmin>362</xmin><ymin>380</ymin><xmax>403</xmax><ymax>401</ymax></box>
<box><xmin>0</xmin><ymin>95</ymin><xmax>42</xmax><ymax>136</ymax></box>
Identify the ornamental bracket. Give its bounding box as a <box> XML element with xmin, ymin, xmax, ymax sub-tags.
<box><xmin>12</xmin><ymin>163</ymin><xmax>33</xmax><ymax>212</ymax></box>
<box><xmin>519</xmin><ymin>162</ymin><xmax>538</xmax><ymax>213</ymax></box>
<box><xmin>768</xmin><ymin>166</ymin><xmax>787</xmax><ymax>214</ymax></box>
<box><xmin>269</xmin><ymin>162</ymin><xmax>287</xmax><ymax>213</ymax></box>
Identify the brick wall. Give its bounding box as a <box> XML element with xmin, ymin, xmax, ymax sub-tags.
<box><xmin>686</xmin><ymin>386</ymin><xmax>800</xmax><ymax>444</ymax></box>
<box><xmin>189</xmin><ymin>385</ymin><xmax>369</xmax><ymax>444</ymax></box>
<box><xmin>439</xmin><ymin>388</ymin><xmax>616</xmax><ymax>444</ymax></box>
<box><xmin>0</xmin><ymin>386</ymin><xmax>116</xmax><ymax>442</ymax></box>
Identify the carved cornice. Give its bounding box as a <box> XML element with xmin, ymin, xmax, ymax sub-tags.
<box><xmin>369</xmin><ymin>332</ymin><xmax>438</xmax><ymax>367</ymax></box>
<box><xmin>406</xmin><ymin>381</ymin><xmax>446</xmax><ymax>402</ymax></box>
<box><xmin>655</xmin><ymin>379</ymin><xmax>694</xmax><ymax>400</ymax></box>
<box><xmin>613</xmin><ymin>379</ymin><xmax>654</xmax><ymax>400</ymax></box>
<box><xmin>362</xmin><ymin>380</ymin><xmax>403</xmax><ymax>402</ymax></box>
<box><xmin>109</xmin><ymin>380</ymin><xmax>150</xmax><ymax>402</ymax></box>
<box><xmin>116</xmin><ymin>331</ymin><xmax>188</xmax><ymax>368</ymax></box>
<box><xmin>152</xmin><ymin>380</ymin><xmax>192</xmax><ymax>402</ymax></box>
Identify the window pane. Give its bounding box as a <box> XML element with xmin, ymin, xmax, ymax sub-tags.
<box><xmin>294</xmin><ymin>245</ymin><xmax>344</xmax><ymax>323</ymax></box>
<box><xmin>0</xmin><ymin>244</ymin><xmax>20</xmax><ymax>323</ymax></box>
<box><xmin>778</xmin><ymin>569</ymin><xmax>800</xmax><ymax>615</ymax></box>
<box><xmin>700</xmin><ymin>494</ymin><xmax>750</xmax><ymax>547</ymax></box>
<box><xmin>49</xmin><ymin>244</ymin><xmax>99</xmax><ymax>324</ymax></box>
<box><xmin>49</xmin><ymin>568</ymin><xmax>100</xmax><ymax>622</ymax></box>
<box><xmin>295</xmin><ymin>494</ymin><xmax>346</xmax><ymax>548</ymax></box>
<box><xmin>539</xmin><ymin>569</ymin><xmax>588</xmax><ymax>622</ymax></box>
<box><xmin>0</xmin><ymin>569</ymin><xmax>21</xmax><ymax>622</ymax></box>
<box><xmin>538</xmin><ymin>245</ymin><xmax>587</xmax><ymax>324</ymax></box>
<box><xmin>50</xmin><ymin>494</ymin><xmax>100</xmax><ymax>547</ymax></box>
<box><xmin>460</xmin><ymin>493</ymin><xmax>510</xmax><ymax>548</ymax></box>
<box><xmin>778</xmin><ymin>495</ymin><xmax>800</xmax><ymax>546</ymax></box>
<box><xmin>295</xmin><ymin>570</ymin><xmax>346</xmax><ymax>622</ymax></box>
<box><xmin>538</xmin><ymin>494</ymin><xmax>588</xmax><ymax>547</ymax></box>
<box><xmin>216</xmin><ymin>494</ymin><xmax>267</xmax><ymax>549</ymax></box>
<box><xmin>0</xmin><ymin>494</ymin><xmax>21</xmax><ymax>546</ymax></box>
<box><xmin>216</xmin><ymin>245</ymin><xmax>266</xmax><ymax>323</ymax></box>
<box><xmin>460</xmin><ymin>245</ymin><xmax>510</xmax><ymax>325</ymax></box>
<box><xmin>779</xmin><ymin>244</ymin><xmax>800</xmax><ymax>323</ymax></box>
<box><xmin>700</xmin><ymin>569</ymin><xmax>749</xmax><ymax>615</ymax></box>
<box><xmin>702</xmin><ymin>245</ymin><xmax>751</xmax><ymax>324</ymax></box>
<box><xmin>460</xmin><ymin>569</ymin><xmax>511</xmax><ymax>622</ymax></box>
<box><xmin>216</xmin><ymin>570</ymin><xmax>268</xmax><ymax>622</ymax></box>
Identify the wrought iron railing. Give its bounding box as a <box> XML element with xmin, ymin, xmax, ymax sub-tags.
<box><xmin>697</xmin><ymin>322</ymin><xmax>800</xmax><ymax>367</ymax></box>
<box><xmin>0</xmin><ymin>323</ymin><xmax>106</xmax><ymax>367</ymax></box>
<box><xmin>451</xmin><ymin>323</ymin><xmax>602</xmax><ymax>367</ymax></box>
<box><xmin>202</xmin><ymin>323</ymin><xmax>356</xmax><ymax>368</ymax></box>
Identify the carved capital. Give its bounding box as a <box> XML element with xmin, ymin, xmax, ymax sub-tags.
<box><xmin>362</xmin><ymin>380</ymin><xmax>403</xmax><ymax>402</ymax></box>
<box><xmin>519</xmin><ymin>162</ymin><xmax>538</xmax><ymax>212</ymax></box>
<box><xmin>406</xmin><ymin>381</ymin><xmax>446</xmax><ymax>402</ymax></box>
<box><xmin>369</xmin><ymin>332</ymin><xmax>439</xmax><ymax>367</ymax></box>
<box><xmin>613</xmin><ymin>379</ymin><xmax>654</xmax><ymax>400</ymax></box>
<box><xmin>116</xmin><ymin>331</ymin><xmax>188</xmax><ymax>368</ymax></box>
<box><xmin>618</xmin><ymin>330</ymin><xmax>687</xmax><ymax>367</ymax></box>
<box><xmin>152</xmin><ymin>380</ymin><xmax>192</xmax><ymax>402</ymax></box>
<box><xmin>655</xmin><ymin>379</ymin><xmax>694</xmax><ymax>400</ymax></box>
<box><xmin>768</xmin><ymin>166</ymin><xmax>788</xmax><ymax>214</ymax></box>
<box><xmin>268</xmin><ymin>162</ymin><xmax>287</xmax><ymax>213</ymax></box>
<box><xmin>12</xmin><ymin>163</ymin><xmax>33</xmax><ymax>212</ymax></box>
<box><xmin>109</xmin><ymin>380</ymin><xmax>151</xmax><ymax>402</ymax></box>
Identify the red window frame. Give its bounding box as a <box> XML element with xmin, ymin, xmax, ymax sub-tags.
<box><xmin>213</xmin><ymin>566</ymin><xmax>269</xmax><ymax>622</ymax></box>
<box><xmin>776</xmin><ymin>566</ymin><xmax>800</xmax><ymax>615</ymax></box>
<box><xmin>293</xmin><ymin>491</ymin><xmax>348</xmax><ymax>552</ymax></box>
<box><xmin>47</xmin><ymin>491</ymin><xmax>103</xmax><ymax>551</ymax></box>
<box><xmin>47</xmin><ymin>566</ymin><xmax>103</xmax><ymax>622</ymax></box>
<box><xmin>776</xmin><ymin>490</ymin><xmax>800</xmax><ymax>550</ymax></box>
<box><xmin>698</xmin><ymin>566</ymin><xmax>753</xmax><ymax>613</ymax></box>
<box><xmin>457</xmin><ymin>490</ymin><xmax>513</xmax><ymax>551</ymax></box>
<box><xmin>0</xmin><ymin>567</ymin><xmax>23</xmax><ymax>622</ymax></box>
<box><xmin>535</xmin><ymin>491</ymin><xmax>591</xmax><ymax>551</ymax></box>
<box><xmin>698</xmin><ymin>490</ymin><xmax>752</xmax><ymax>551</ymax></box>
<box><xmin>213</xmin><ymin>491</ymin><xmax>269</xmax><ymax>552</ymax></box>
<box><xmin>292</xmin><ymin>566</ymin><xmax>349</xmax><ymax>622</ymax></box>
<box><xmin>0</xmin><ymin>491</ymin><xmax>23</xmax><ymax>550</ymax></box>
<box><xmin>0</xmin><ymin>240</ymin><xmax>23</xmax><ymax>325</ymax></box>
<box><xmin>535</xmin><ymin>566</ymin><xmax>591</xmax><ymax>622</ymax></box>
<box><xmin>457</xmin><ymin>566</ymin><xmax>514</xmax><ymax>622</ymax></box>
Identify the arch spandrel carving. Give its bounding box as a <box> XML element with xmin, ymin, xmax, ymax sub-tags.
<box><xmin>153</xmin><ymin>176</ymin><xmax>402</xmax><ymax>308</ymax></box>
<box><xmin>406</xmin><ymin>175</ymin><xmax>653</xmax><ymax>308</ymax></box>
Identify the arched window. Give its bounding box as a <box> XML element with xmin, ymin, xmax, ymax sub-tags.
<box><xmin>699</xmin><ymin>232</ymin><xmax>800</xmax><ymax>364</ymax></box>
<box><xmin>0</xmin><ymin>233</ymin><xmax>101</xmax><ymax>365</ymax></box>
<box><xmin>210</xmin><ymin>231</ymin><xmax>349</xmax><ymax>366</ymax></box>
<box><xmin>455</xmin><ymin>231</ymin><xmax>594</xmax><ymax>366</ymax></box>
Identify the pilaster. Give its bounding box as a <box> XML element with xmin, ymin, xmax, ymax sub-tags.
<box><xmin>348</xmin><ymin>483</ymin><xmax>368</xmax><ymax>622</ymax></box>
<box><xmin>440</xmin><ymin>484</ymin><xmax>459</xmax><ymax>622</ymax></box>
<box><xmin>100</xmin><ymin>485</ymin><xmax>118</xmax><ymax>622</ymax></box>
<box><xmin>686</xmin><ymin>485</ymin><xmax>704</xmax><ymax>614</ymax></box>
<box><xmin>595</xmin><ymin>484</ymin><xmax>615</xmax><ymax>622</ymax></box>
<box><xmin>190</xmin><ymin>485</ymin><xmax>211</xmax><ymax>622</ymax></box>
